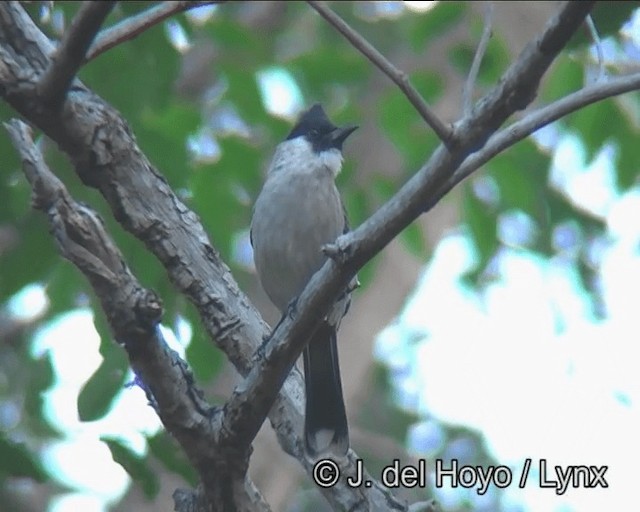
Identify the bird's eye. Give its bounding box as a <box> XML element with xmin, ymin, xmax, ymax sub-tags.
<box><xmin>308</xmin><ymin>129</ymin><xmax>318</xmax><ymax>138</ymax></box>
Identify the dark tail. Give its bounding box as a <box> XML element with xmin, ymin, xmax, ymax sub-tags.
<box><xmin>303</xmin><ymin>322</ymin><xmax>349</xmax><ymax>458</ymax></box>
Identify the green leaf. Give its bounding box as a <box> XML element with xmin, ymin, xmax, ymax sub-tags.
<box><xmin>0</xmin><ymin>213</ymin><xmax>57</xmax><ymax>300</ymax></box>
<box><xmin>488</xmin><ymin>138</ymin><xmax>550</xmax><ymax>223</ymax></box>
<box><xmin>139</xmin><ymin>102</ymin><xmax>200</xmax><ymax>190</ymax></box>
<box><xmin>147</xmin><ymin>431</ymin><xmax>198</xmax><ymax>486</ymax></box>
<box><xmin>411</xmin><ymin>70</ymin><xmax>445</xmax><ymax>104</ymax></box>
<box><xmin>0</xmin><ymin>431</ymin><xmax>48</xmax><ymax>482</ymax></box>
<box><xmin>356</xmin><ymin>252</ymin><xmax>380</xmax><ymax>291</ymax></box>
<box><xmin>46</xmin><ymin>261</ymin><xmax>86</xmax><ymax>317</ymax></box>
<box><xmin>448</xmin><ymin>43</ymin><xmax>474</xmax><ymax>77</ymax></box>
<box><xmin>400</xmin><ymin>222</ymin><xmax>428</xmax><ymax>259</ymax></box>
<box><xmin>342</xmin><ymin>183</ymin><xmax>370</xmax><ymax>229</ymax></box>
<box><xmin>185</xmin><ymin>323</ymin><xmax>224</xmax><ymax>383</ymax></box>
<box><xmin>378</xmin><ymin>88</ymin><xmax>438</xmax><ymax>171</ymax></box>
<box><xmin>0</xmin><ymin>102</ymin><xmax>27</xmax><ymax>221</ymax></box>
<box><xmin>290</xmin><ymin>45</ymin><xmax>369</xmax><ymax>94</ymax></box>
<box><xmin>190</xmin><ymin>166</ymin><xmax>237</xmax><ymax>261</ymax></box>
<box><xmin>541</xmin><ymin>54</ymin><xmax>584</xmax><ymax>102</ymax></box>
<box><xmin>463</xmin><ymin>182</ymin><xmax>498</xmax><ymax>271</ymax></box>
<box><xmin>568</xmin><ymin>98</ymin><xmax>640</xmax><ymax>190</ymax></box>
<box><xmin>407</xmin><ymin>2</ymin><xmax>466</xmax><ymax>51</ymax></box>
<box><xmin>189</xmin><ymin>135</ymin><xmax>263</xmax><ymax>265</ymax></box>
<box><xmin>79</xmin><ymin>16</ymin><xmax>179</xmax><ymax>122</ymax></box>
<box><xmin>77</xmin><ymin>315</ymin><xmax>128</xmax><ymax>422</ymax></box>
<box><xmin>566</xmin><ymin>2</ymin><xmax>639</xmax><ymax>50</ymax></box>
<box><xmin>77</xmin><ymin>359</ymin><xmax>127</xmax><ymax>422</ymax></box>
<box><xmin>569</xmin><ymin>99</ymin><xmax>613</xmax><ymax>161</ymax></box>
<box><xmin>207</xmin><ymin>16</ymin><xmax>261</xmax><ymax>51</ymax></box>
<box><xmin>24</xmin><ymin>350</ymin><xmax>60</xmax><ymax>437</ymax></box>
<box><xmin>371</xmin><ymin>175</ymin><xmax>395</xmax><ymax>203</ymax></box>
<box><xmin>486</xmin><ymin>138</ymin><xmax>554</xmax><ymax>254</ymax></box>
<box><xmin>616</xmin><ymin>106</ymin><xmax>640</xmax><ymax>190</ymax></box>
<box><xmin>223</xmin><ymin>69</ymin><xmax>266</xmax><ymax>125</ymax></box>
<box><xmin>102</xmin><ymin>437</ymin><xmax>159</xmax><ymax>499</ymax></box>
<box><xmin>475</xmin><ymin>31</ymin><xmax>510</xmax><ymax>87</ymax></box>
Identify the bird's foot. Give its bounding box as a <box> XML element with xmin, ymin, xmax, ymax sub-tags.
<box><xmin>322</xmin><ymin>234</ymin><xmax>351</xmax><ymax>263</ymax></box>
<box><xmin>286</xmin><ymin>296</ymin><xmax>299</xmax><ymax>319</ymax></box>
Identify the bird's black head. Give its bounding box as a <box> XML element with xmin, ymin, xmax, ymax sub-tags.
<box><xmin>286</xmin><ymin>103</ymin><xmax>357</xmax><ymax>153</ymax></box>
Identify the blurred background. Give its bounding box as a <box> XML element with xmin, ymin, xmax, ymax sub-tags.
<box><xmin>1</xmin><ymin>1</ymin><xmax>639</xmax><ymax>511</ymax></box>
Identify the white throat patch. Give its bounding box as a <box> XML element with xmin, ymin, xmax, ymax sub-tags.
<box><xmin>319</xmin><ymin>148</ymin><xmax>344</xmax><ymax>177</ymax></box>
<box><xmin>271</xmin><ymin>138</ymin><xmax>344</xmax><ymax>178</ymax></box>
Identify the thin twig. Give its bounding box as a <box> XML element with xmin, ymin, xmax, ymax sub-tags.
<box><xmin>38</xmin><ymin>1</ymin><xmax>116</xmax><ymax>105</ymax></box>
<box><xmin>463</xmin><ymin>2</ymin><xmax>494</xmax><ymax>115</ymax></box>
<box><xmin>0</xmin><ymin>1</ymin><xmax>611</xmax><ymax>510</ymax></box>
<box><xmin>220</xmin><ymin>2</ymin><xmax>598</xmax><ymax>458</ymax></box>
<box><xmin>448</xmin><ymin>72</ymin><xmax>640</xmax><ymax>197</ymax></box>
<box><xmin>585</xmin><ymin>14</ymin><xmax>605</xmax><ymax>83</ymax></box>
<box><xmin>87</xmin><ymin>1</ymin><xmax>222</xmax><ymax>62</ymax></box>
<box><xmin>307</xmin><ymin>0</ymin><xmax>452</xmax><ymax>143</ymax></box>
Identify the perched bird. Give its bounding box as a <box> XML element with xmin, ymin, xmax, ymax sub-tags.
<box><xmin>251</xmin><ymin>104</ymin><xmax>357</xmax><ymax>458</ymax></box>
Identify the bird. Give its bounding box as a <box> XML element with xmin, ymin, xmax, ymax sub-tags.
<box><xmin>250</xmin><ymin>103</ymin><xmax>357</xmax><ymax>458</ymax></box>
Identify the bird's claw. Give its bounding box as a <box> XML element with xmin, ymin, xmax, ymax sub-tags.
<box><xmin>286</xmin><ymin>296</ymin><xmax>299</xmax><ymax>319</ymax></box>
<box><xmin>322</xmin><ymin>234</ymin><xmax>350</xmax><ymax>263</ymax></box>
<box><xmin>322</xmin><ymin>242</ymin><xmax>340</xmax><ymax>259</ymax></box>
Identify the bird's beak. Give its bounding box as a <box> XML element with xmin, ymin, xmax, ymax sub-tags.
<box><xmin>330</xmin><ymin>125</ymin><xmax>358</xmax><ymax>149</ymax></box>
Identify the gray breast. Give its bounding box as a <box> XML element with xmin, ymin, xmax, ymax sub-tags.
<box><xmin>252</xmin><ymin>163</ymin><xmax>344</xmax><ymax>311</ymax></box>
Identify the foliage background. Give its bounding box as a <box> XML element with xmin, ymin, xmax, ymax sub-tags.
<box><xmin>0</xmin><ymin>2</ymin><xmax>638</xmax><ymax>511</ymax></box>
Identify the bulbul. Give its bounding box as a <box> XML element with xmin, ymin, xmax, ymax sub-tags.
<box><xmin>250</xmin><ymin>104</ymin><xmax>357</xmax><ymax>458</ymax></box>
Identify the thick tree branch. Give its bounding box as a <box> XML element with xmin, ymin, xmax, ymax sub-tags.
<box><xmin>87</xmin><ymin>1</ymin><xmax>222</xmax><ymax>62</ymax></box>
<box><xmin>38</xmin><ymin>1</ymin><xmax>115</xmax><ymax>106</ymax></box>
<box><xmin>219</xmin><ymin>0</ymin><xmax>598</xmax><ymax>458</ymax></box>
<box><xmin>3</xmin><ymin>2</ymin><xmax>634</xmax><ymax>511</ymax></box>
<box><xmin>307</xmin><ymin>0</ymin><xmax>452</xmax><ymax>143</ymax></box>
<box><xmin>3</xmin><ymin>119</ymin><xmax>269</xmax><ymax>512</ymax></box>
<box><xmin>2</xmin><ymin>3</ymin><xmax>398</xmax><ymax>510</ymax></box>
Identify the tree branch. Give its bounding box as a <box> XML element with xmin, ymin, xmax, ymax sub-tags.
<box><xmin>445</xmin><ymin>71</ymin><xmax>640</xmax><ymax>200</ymax></box>
<box><xmin>3</xmin><ymin>118</ymin><xmax>269</xmax><ymax>512</ymax></box>
<box><xmin>2</xmin><ymin>4</ymin><xmax>392</xmax><ymax>510</ymax></box>
<box><xmin>87</xmin><ymin>1</ymin><xmax>222</xmax><ymax>62</ymax></box>
<box><xmin>2</xmin><ymin>1</ymin><xmax>631</xmax><ymax>511</ymax></box>
<box><xmin>462</xmin><ymin>2</ymin><xmax>494</xmax><ymax>115</ymax></box>
<box><xmin>585</xmin><ymin>14</ymin><xmax>605</xmax><ymax>82</ymax></box>
<box><xmin>307</xmin><ymin>0</ymin><xmax>453</xmax><ymax>144</ymax></box>
<box><xmin>38</xmin><ymin>1</ymin><xmax>115</xmax><ymax>106</ymax></box>
<box><xmin>218</xmin><ymin>2</ymin><xmax>598</xmax><ymax>460</ymax></box>
<box><xmin>1</xmin><ymin>3</ymin><xmax>411</xmax><ymax>508</ymax></box>
<box><xmin>452</xmin><ymin>1</ymin><xmax>597</xmax><ymax>147</ymax></box>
